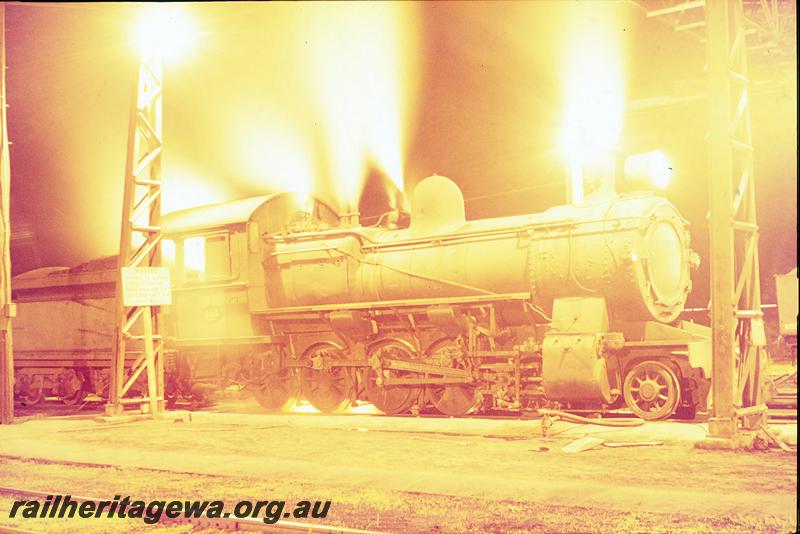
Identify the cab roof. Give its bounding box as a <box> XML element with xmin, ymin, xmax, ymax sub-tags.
<box><xmin>161</xmin><ymin>195</ymin><xmax>276</xmax><ymax>236</ymax></box>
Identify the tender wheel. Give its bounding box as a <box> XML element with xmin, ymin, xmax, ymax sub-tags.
<box><xmin>59</xmin><ymin>369</ymin><xmax>86</xmax><ymax>405</ymax></box>
<box><xmin>164</xmin><ymin>371</ymin><xmax>181</xmax><ymax>409</ymax></box>
<box><xmin>364</xmin><ymin>339</ymin><xmax>423</xmax><ymax>415</ymax></box>
<box><xmin>300</xmin><ymin>342</ymin><xmax>352</xmax><ymax>413</ymax></box>
<box><xmin>251</xmin><ymin>368</ymin><xmax>299</xmax><ymax>412</ymax></box>
<box><xmin>425</xmin><ymin>339</ymin><xmax>481</xmax><ymax>417</ymax></box>
<box><xmin>15</xmin><ymin>375</ymin><xmax>45</xmax><ymax>406</ymax></box>
<box><xmin>61</xmin><ymin>388</ymin><xmax>86</xmax><ymax>406</ymax></box>
<box><xmin>623</xmin><ymin>361</ymin><xmax>680</xmax><ymax>421</ymax></box>
<box><xmin>165</xmin><ymin>389</ymin><xmax>178</xmax><ymax>409</ymax></box>
<box><xmin>23</xmin><ymin>386</ymin><xmax>45</xmax><ymax>406</ymax></box>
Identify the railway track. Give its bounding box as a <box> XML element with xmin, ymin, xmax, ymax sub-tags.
<box><xmin>0</xmin><ymin>486</ymin><xmax>385</xmax><ymax>534</ymax></box>
<box><xmin>13</xmin><ymin>384</ymin><xmax>797</xmax><ymax>424</ymax></box>
<box><xmin>13</xmin><ymin>402</ymin><xmax>796</xmax><ymax>425</ymax></box>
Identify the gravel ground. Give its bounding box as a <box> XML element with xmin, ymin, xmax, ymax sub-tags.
<box><xmin>0</xmin><ymin>405</ymin><xmax>796</xmax><ymax>533</ymax></box>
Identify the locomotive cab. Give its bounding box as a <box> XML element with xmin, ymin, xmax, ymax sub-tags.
<box><xmin>160</xmin><ymin>193</ymin><xmax>339</xmax><ymax>403</ymax></box>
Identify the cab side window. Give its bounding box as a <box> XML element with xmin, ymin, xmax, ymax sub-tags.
<box><xmin>183</xmin><ymin>233</ymin><xmax>231</xmax><ymax>282</ymax></box>
<box><xmin>162</xmin><ymin>239</ymin><xmax>177</xmax><ymax>268</ymax></box>
<box><xmin>205</xmin><ymin>234</ymin><xmax>230</xmax><ymax>279</ymax></box>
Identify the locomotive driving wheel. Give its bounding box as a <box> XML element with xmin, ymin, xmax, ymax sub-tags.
<box><xmin>242</xmin><ymin>351</ymin><xmax>300</xmax><ymax>412</ymax></box>
<box><xmin>623</xmin><ymin>361</ymin><xmax>680</xmax><ymax>421</ymax></box>
<box><xmin>251</xmin><ymin>367</ymin><xmax>300</xmax><ymax>412</ymax></box>
<box><xmin>364</xmin><ymin>339</ymin><xmax>423</xmax><ymax>415</ymax></box>
<box><xmin>300</xmin><ymin>342</ymin><xmax>353</xmax><ymax>413</ymax></box>
<box><xmin>425</xmin><ymin>338</ymin><xmax>481</xmax><ymax>417</ymax></box>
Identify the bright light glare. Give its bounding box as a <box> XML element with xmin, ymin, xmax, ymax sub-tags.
<box><xmin>218</xmin><ymin>4</ymin><xmax>419</xmax><ymax>213</ymax></box>
<box><xmin>301</xmin><ymin>3</ymin><xmax>420</xmax><ymax>210</ymax></box>
<box><xmin>133</xmin><ymin>5</ymin><xmax>197</xmax><ymax>62</ymax></box>
<box><xmin>289</xmin><ymin>403</ymin><xmax>320</xmax><ymax>415</ymax></box>
<box><xmin>162</xmin><ymin>239</ymin><xmax>176</xmax><ymax>267</ymax></box>
<box><xmin>288</xmin><ymin>402</ymin><xmax>381</xmax><ymax>415</ymax></box>
<box><xmin>293</xmin><ymin>193</ymin><xmax>313</xmax><ymax>215</ymax></box>
<box><xmin>235</xmin><ymin>118</ymin><xmax>314</xmax><ymax>210</ymax></box>
<box><xmin>183</xmin><ymin>236</ymin><xmax>205</xmax><ymax>279</ymax></box>
<box><xmin>647</xmin><ymin>150</ymin><xmax>672</xmax><ymax>188</ymax></box>
<box><xmin>162</xmin><ymin>166</ymin><xmax>232</xmax><ymax>214</ymax></box>
<box><xmin>624</xmin><ymin>150</ymin><xmax>673</xmax><ymax>188</ymax></box>
<box><xmin>558</xmin><ymin>5</ymin><xmax>629</xmax><ymax>204</ymax></box>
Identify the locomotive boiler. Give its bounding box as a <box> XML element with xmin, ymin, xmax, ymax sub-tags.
<box><xmin>268</xmin><ymin>174</ymin><xmax>692</xmax><ymax>323</ymax></box>
<box><xmin>162</xmin><ymin>174</ymin><xmax>711</xmax><ymax>420</ymax></box>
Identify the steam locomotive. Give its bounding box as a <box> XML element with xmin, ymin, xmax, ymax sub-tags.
<box><xmin>12</xmin><ymin>174</ymin><xmax>711</xmax><ymax>420</ymax></box>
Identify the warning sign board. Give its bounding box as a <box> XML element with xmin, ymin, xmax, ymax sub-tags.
<box><xmin>121</xmin><ymin>267</ymin><xmax>172</xmax><ymax>307</ymax></box>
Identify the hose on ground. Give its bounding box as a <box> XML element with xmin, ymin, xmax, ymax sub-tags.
<box><xmin>538</xmin><ymin>408</ymin><xmax>645</xmax><ymax>428</ymax></box>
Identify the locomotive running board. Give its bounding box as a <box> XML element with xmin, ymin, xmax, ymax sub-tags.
<box><xmin>253</xmin><ymin>292</ymin><xmax>532</xmax><ymax>317</ymax></box>
<box><xmin>170</xmin><ymin>335</ymin><xmax>288</xmax><ymax>347</ymax></box>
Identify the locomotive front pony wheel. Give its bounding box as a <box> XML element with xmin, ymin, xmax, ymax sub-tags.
<box><xmin>425</xmin><ymin>338</ymin><xmax>481</xmax><ymax>417</ymax></box>
<box><xmin>364</xmin><ymin>339</ymin><xmax>423</xmax><ymax>415</ymax></box>
<box><xmin>300</xmin><ymin>342</ymin><xmax>353</xmax><ymax>413</ymax></box>
<box><xmin>623</xmin><ymin>361</ymin><xmax>681</xmax><ymax>420</ymax></box>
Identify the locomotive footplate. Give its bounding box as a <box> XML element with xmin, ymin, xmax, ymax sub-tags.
<box><xmin>170</xmin><ymin>335</ymin><xmax>288</xmax><ymax>347</ymax></box>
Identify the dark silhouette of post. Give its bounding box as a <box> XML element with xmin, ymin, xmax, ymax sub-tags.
<box><xmin>0</xmin><ymin>3</ymin><xmax>15</xmax><ymax>425</ymax></box>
